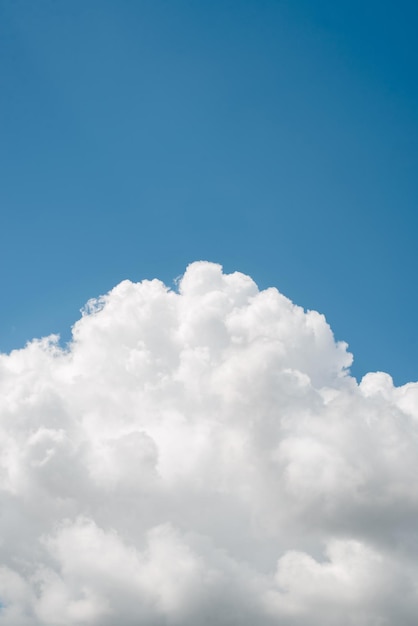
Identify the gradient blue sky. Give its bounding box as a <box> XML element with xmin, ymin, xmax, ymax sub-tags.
<box><xmin>1</xmin><ymin>0</ymin><xmax>417</xmax><ymax>384</ymax></box>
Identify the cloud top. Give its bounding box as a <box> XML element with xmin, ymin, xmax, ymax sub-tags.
<box><xmin>0</xmin><ymin>261</ymin><xmax>417</xmax><ymax>625</ymax></box>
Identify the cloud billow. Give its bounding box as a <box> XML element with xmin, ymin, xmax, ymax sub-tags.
<box><xmin>0</xmin><ymin>261</ymin><xmax>417</xmax><ymax>625</ymax></box>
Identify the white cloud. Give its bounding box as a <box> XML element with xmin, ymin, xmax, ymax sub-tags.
<box><xmin>0</xmin><ymin>261</ymin><xmax>417</xmax><ymax>624</ymax></box>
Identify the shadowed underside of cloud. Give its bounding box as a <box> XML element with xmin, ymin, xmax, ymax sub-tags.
<box><xmin>0</xmin><ymin>261</ymin><xmax>418</xmax><ymax>625</ymax></box>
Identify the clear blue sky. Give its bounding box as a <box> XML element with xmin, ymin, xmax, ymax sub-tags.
<box><xmin>1</xmin><ymin>0</ymin><xmax>417</xmax><ymax>384</ymax></box>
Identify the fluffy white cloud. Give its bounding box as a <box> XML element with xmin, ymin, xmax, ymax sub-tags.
<box><xmin>0</xmin><ymin>261</ymin><xmax>417</xmax><ymax>624</ymax></box>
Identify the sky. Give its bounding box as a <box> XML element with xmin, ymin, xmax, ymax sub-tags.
<box><xmin>1</xmin><ymin>5</ymin><xmax>418</xmax><ymax>622</ymax></box>
<box><xmin>1</xmin><ymin>0</ymin><xmax>417</xmax><ymax>384</ymax></box>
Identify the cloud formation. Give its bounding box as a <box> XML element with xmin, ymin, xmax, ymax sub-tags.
<box><xmin>0</xmin><ymin>261</ymin><xmax>417</xmax><ymax>624</ymax></box>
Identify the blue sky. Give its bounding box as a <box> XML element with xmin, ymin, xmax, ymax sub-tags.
<box><xmin>1</xmin><ymin>0</ymin><xmax>417</xmax><ymax>385</ymax></box>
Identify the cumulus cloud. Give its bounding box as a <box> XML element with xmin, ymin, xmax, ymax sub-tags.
<box><xmin>0</xmin><ymin>261</ymin><xmax>417</xmax><ymax>624</ymax></box>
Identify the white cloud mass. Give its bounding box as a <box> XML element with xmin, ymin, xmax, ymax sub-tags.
<box><xmin>1</xmin><ymin>261</ymin><xmax>418</xmax><ymax>625</ymax></box>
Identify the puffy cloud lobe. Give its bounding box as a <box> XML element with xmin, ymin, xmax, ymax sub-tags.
<box><xmin>0</xmin><ymin>261</ymin><xmax>417</xmax><ymax>624</ymax></box>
